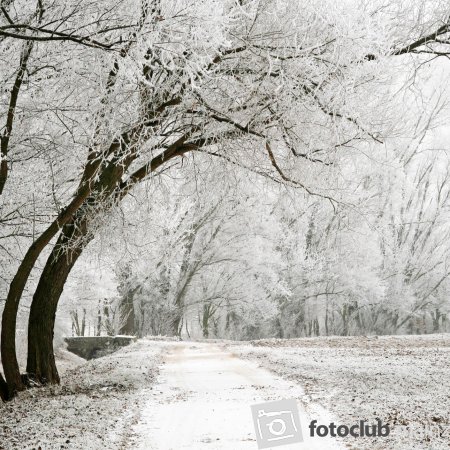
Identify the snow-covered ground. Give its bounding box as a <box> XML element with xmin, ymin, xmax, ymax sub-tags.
<box><xmin>231</xmin><ymin>334</ymin><xmax>450</xmax><ymax>450</ymax></box>
<box><xmin>0</xmin><ymin>339</ymin><xmax>167</xmax><ymax>450</ymax></box>
<box><xmin>125</xmin><ymin>342</ymin><xmax>343</xmax><ymax>450</ymax></box>
<box><xmin>1</xmin><ymin>335</ymin><xmax>449</xmax><ymax>450</ymax></box>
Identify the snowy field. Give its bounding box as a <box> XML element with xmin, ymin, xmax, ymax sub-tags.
<box><xmin>232</xmin><ymin>334</ymin><xmax>450</xmax><ymax>450</ymax></box>
<box><xmin>0</xmin><ymin>335</ymin><xmax>449</xmax><ymax>450</ymax></box>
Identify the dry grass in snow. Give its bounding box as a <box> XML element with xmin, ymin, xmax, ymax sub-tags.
<box><xmin>0</xmin><ymin>339</ymin><xmax>167</xmax><ymax>450</ymax></box>
<box><xmin>231</xmin><ymin>334</ymin><xmax>450</xmax><ymax>450</ymax></box>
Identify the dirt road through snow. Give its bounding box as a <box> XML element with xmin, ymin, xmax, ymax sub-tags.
<box><xmin>126</xmin><ymin>342</ymin><xmax>343</xmax><ymax>450</ymax></box>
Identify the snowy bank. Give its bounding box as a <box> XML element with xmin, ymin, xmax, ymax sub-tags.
<box><xmin>0</xmin><ymin>339</ymin><xmax>167</xmax><ymax>450</ymax></box>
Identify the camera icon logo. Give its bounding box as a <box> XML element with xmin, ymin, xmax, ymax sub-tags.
<box><xmin>251</xmin><ymin>398</ymin><xmax>303</xmax><ymax>449</ymax></box>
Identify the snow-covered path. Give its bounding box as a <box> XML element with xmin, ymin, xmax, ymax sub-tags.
<box><xmin>126</xmin><ymin>342</ymin><xmax>343</xmax><ymax>450</ymax></box>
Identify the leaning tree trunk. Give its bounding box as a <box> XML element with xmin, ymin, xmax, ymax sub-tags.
<box><xmin>26</xmin><ymin>135</ymin><xmax>190</xmax><ymax>384</ymax></box>
<box><xmin>119</xmin><ymin>290</ymin><xmax>136</xmax><ymax>335</ymax></box>
<box><xmin>26</xmin><ymin>219</ymin><xmax>90</xmax><ymax>384</ymax></box>
<box><xmin>0</xmin><ymin>160</ymin><xmax>101</xmax><ymax>397</ymax></box>
<box><xmin>26</xmin><ymin>155</ymin><xmax>131</xmax><ymax>383</ymax></box>
<box><xmin>2</xmin><ymin>44</ymin><xmax>186</xmax><ymax>394</ymax></box>
<box><xmin>0</xmin><ymin>187</ymin><xmax>93</xmax><ymax>397</ymax></box>
<box><xmin>28</xmin><ymin>174</ymin><xmax>121</xmax><ymax>382</ymax></box>
<box><xmin>0</xmin><ymin>373</ymin><xmax>8</xmax><ymax>402</ymax></box>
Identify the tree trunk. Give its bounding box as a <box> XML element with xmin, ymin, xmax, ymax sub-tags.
<box><xmin>96</xmin><ymin>300</ymin><xmax>102</xmax><ymax>337</ymax></box>
<box><xmin>26</xmin><ymin>155</ymin><xmax>131</xmax><ymax>383</ymax></box>
<box><xmin>25</xmin><ymin>134</ymin><xmax>187</xmax><ymax>385</ymax></box>
<box><xmin>432</xmin><ymin>308</ymin><xmax>441</xmax><ymax>332</ymax></box>
<box><xmin>71</xmin><ymin>310</ymin><xmax>79</xmax><ymax>336</ymax></box>
<box><xmin>1</xmin><ymin>105</ymin><xmax>139</xmax><ymax>394</ymax></box>
<box><xmin>172</xmin><ymin>313</ymin><xmax>184</xmax><ymax>337</ymax></box>
<box><xmin>0</xmin><ymin>372</ymin><xmax>8</xmax><ymax>401</ymax></box>
<box><xmin>27</xmin><ymin>220</ymin><xmax>89</xmax><ymax>384</ymax></box>
<box><xmin>202</xmin><ymin>304</ymin><xmax>210</xmax><ymax>338</ymax></box>
<box><xmin>1</xmin><ymin>294</ymin><xmax>25</xmax><ymax>397</ymax></box>
<box><xmin>119</xmin><ymin>291</ymin><xmax>136</xmax><ymax>335</ymax></box>
<box><xmin>81</xmin><ymin>308</ymin><xmax>86</xmax><ymax>336</ymax></box>
<box><xmin>1</xmin><ymin>177</ymin><xmax>97</xmax><ymax>397</ymax></box>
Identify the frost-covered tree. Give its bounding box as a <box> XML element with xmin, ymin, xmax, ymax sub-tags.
<box><xmin>103</xmin><ymin>164</ymin><xmax>281</xmax><ymax>339</ymax></box>
<box><xmin>2</xmin><ymin>0</ymin><xmax>450</xmax><ymax>400</ymax></box>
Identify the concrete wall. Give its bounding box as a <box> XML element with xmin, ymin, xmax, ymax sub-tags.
<box><xmin>64</xmin><ymin>336</ymin><xmax>137</xmax><ymax>360</ymax></box>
